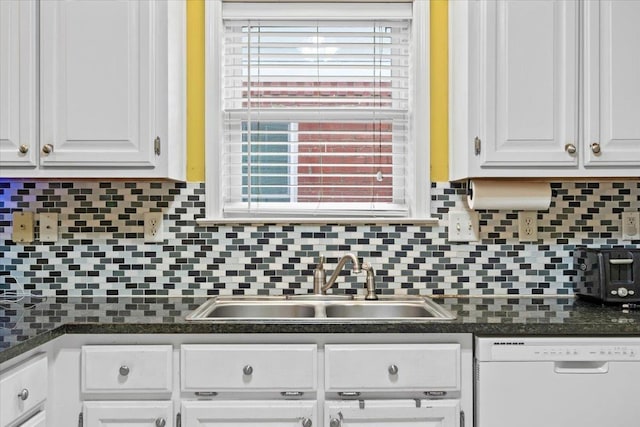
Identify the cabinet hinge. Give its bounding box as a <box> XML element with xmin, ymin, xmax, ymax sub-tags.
<box><xmin>474</xmin><ymin>137</ymin><xmax>481</xmax><ymax>155</ymax></box>
<box><xmin>176</xmin><ymin>412</ymin><xmax>181</xmax><ymax>427</ymax></box>
<box><xmin>460</xmin><ymin>410</ymin><xmax>465</xmax><ymax>427</ymax></box>
<box><xmin>78</xmin><ymin>412</ymin><xmax>83</xmax><ymax>427</ymax></box>
<box><xmin>154</xmin><ymin>136</ymin><xmax>161</xmax><ymax>156</ymax></box>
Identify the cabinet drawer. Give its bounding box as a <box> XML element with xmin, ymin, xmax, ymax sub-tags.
<box><xmin>0</xmin><ymin>354</ymin><xmax>47</xmax><ymax>427</ymax></box>
<box><xmin>325</xmin><ymin>344</ymin><xmax>460</xmax><ymax>392</ymax></box>
<box><xmin>81</xmin><ymin>345</ymin><xmax>173</xmax><ymax>395</ymax></box>
<box><xmin>181</xmin><ymin>344</ymin><xmax>317</xmax><ymax>392</ymax></box>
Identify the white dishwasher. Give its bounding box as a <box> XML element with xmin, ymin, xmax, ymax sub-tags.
<box><xmin>475</xmin><ymin>337</ymin><xmax>640</xmax><ymax>427</ymax></box>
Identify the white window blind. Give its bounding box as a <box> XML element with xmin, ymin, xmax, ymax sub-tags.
<box><xmin>220</xmin><ymin>3</ymin><xmax>413</xmax><ymax>217</ymax></box>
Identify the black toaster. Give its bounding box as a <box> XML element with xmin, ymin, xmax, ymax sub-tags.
<box><xmin>574</xmin><ymin>247</ymin><xmax>640</xmax><ymax>303</ymax></box>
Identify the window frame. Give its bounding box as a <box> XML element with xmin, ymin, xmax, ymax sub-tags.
<box><xmin>201</xmin><ymin>0</ymin><xmax>433</xmax><ymax>224</ymax></box>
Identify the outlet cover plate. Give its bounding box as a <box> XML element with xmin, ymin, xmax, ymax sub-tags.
<box><xmin>39</xmin><ymin>213</ymin><xmax>59</xmax><ymax>242</ymax></box>
<box><xmin>12</xmin><ymin>211</ymin><xmax>34</xmax><ymax>243</ymax></box>
<box><xmin>144</xmin><ymin>211</ymin><xmax>164</xmax><ymax>243</ymax></box>
<box><xmin>518</xmin><ymin>211</ymin><xmax>538</xmax><ymax>242</ymax></box>
<box><xmin>622</xmin><ymin>211</ymin><xmax>640</xmax><ymax>241</ymax></box>
<box><xmin>448</xmin><ymin>210</ymin><xmax>480</xmax><ymax>242</ymax></box>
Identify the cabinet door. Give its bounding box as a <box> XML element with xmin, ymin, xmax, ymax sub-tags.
<box><xmin>0</xmin><ymin>0</ymin><xmax>37</xmax><ymax>169</ymax></box>
<box><xmin>325</xmin><ymin>400</ymin><xmax>459</xmax><ymax>427</ymax></box>
<box><xmin>40</xmin><ymin>0</ymin><xmax>159</xmax><ymax>168</ymax></box>
<box><xmin>584</xmin><ymin>0</ymin><xmax>640</xmax><ymax>167</ymax></box>
<box><xmin>479</xmin><ymin>0</ymin><xmax>578</xmax><ymax>168</ymax></box>
<box><xmin>83</xmin><ymin>401</ymin><xmax>173</xmax><ymax>427</ymax></box>
<box><xmin>181</xmin><ymin>400</ymin><xmax>317</xmax><ymax>427</ymax></box>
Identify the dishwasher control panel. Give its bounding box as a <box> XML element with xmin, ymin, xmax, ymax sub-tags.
<box><xmin>476</xmin><ymin>337</ymin><xmax>640</xmax><ymax>362</ymax></box>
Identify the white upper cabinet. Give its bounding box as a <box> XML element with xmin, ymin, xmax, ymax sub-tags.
<box><xmin>584</xmin><ymin>0</ymin><xmax>640</xmax><ymax>168</ymax></box>
<box><xmin>0</xmin><ymin>0</ymin><xmax>185</xmax><ymax>179</ymax></box>
<box><xmin>450</xmin><ymin>0</ymin><xmax>640</xmax><ymax>180</ymax></box>
<box><xmin>40</xmin><ymin>0</ymin><xmax>156</xmax><ymax>168</ymax></box>
<box><xmin>480</xmin><ymin>0</ymin><xmax>578</xmax><ymax>169</ymax></box>
<box><xmin>0</xmin><ymin>0</ymin><xmax>37</xmax><ymax>168</ymax></box>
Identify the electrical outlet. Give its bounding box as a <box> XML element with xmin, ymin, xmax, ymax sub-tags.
<box><xmin>12</xmin><ymin>211</ymin><xmax>34</xmax><ymax>243</ymax></box>
<box><xmin>39</xmin><ymin>213</ymin><xmax>59</xmax><ymax>242</ymax></box>
<box><xmin>518</xmin><ymin>211</ymin><xmax>538</xmax><ymax>242</ymax></box>
<box><xmin>448</xmin><ymin>210</ymin><xmax>480</xmax><ymax>242</ymax></box>
<box><xmin>144</xmin><ymin>212</ymin><xmax>164</xmax><ymax>243</ymax></box>
<box><xmin>622</xmin><ymin>211</ymin><xmax>640</xmax><ymax>241</ymax></box>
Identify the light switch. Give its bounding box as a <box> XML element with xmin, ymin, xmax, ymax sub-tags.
<box><xmin>12</xmin><ymin>211</ymin><xmax>34</xmax><ymax>243</ymax></box>
<box><xmin>448</xmin><ymin>210</ymin><xmax>480</xmax><ymax>242</ymax></box>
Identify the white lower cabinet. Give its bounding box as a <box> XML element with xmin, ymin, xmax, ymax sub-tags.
<box><xmin>324</xmin><ymin>344</ymin><xmax>461</xmax><ymax>427</ymax></box>
<box><xmin>181</xmin><ymin>400</ymin><xmax>317</xmax><ymax>427</ymax></box>
<box><xmin>325</xmin><ymin>400</ymin><xmax>460</xmax><ymax>427</ymax></box>
<box><xmin>0</xmin><ymin>354</ymin><xmax>47</xmax><ymax>427</ymax></box>
<box><xmin>80</xmin><ymin>345</ymin><xmax>174</xmax><ymax>427</ymax></box>
<box><xmin>15</xmin><ymin>334</ymin><xmax>471</xmax><ymax>427</ymax></box>
<box><xmin>83</xmin><ymin>401</ymin><xmax>173</xmax><ymax>427</ymax></box>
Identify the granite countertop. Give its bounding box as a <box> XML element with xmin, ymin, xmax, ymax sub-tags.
<box><xmin>3</xmin><ymin>295</ymin><xmax>640</xmax><ymax>363</ymax></box>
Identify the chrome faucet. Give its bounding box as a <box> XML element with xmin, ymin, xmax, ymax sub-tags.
<box><xmin>313</xmin><ymin>253</ymin><xmax>378</xmax><ymax>300</ymax></box>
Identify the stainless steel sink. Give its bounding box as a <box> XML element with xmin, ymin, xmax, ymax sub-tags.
<box><xmin>186</xmin><ymin>296</ymin><xmax>455</xmax><ymax>321</ymax></box>
<box><xmin>323</xmin><ymin>301</ymin><xmax>441</xmax><ymax>318</ymax></box>
<box><xmin>187</xmin><ymin>299</ymin><xmax>316</xmax><ymax>319</ymax></box>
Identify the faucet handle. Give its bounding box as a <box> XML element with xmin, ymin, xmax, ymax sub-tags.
<box><xmin>362</xmin><ymin>262</ymin><xmax>378</xmax><ymax>300</ymax></box>
<box><xmin>313</xmin><ymin>256</ymin><xmax>327</xmax><ymax>294</ymax></box>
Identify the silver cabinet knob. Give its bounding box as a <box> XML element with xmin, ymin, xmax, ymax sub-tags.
<box><xmin>42</xmin><ymin>144</ymin><xmax>54</xmax><ymax>154</ymax></box>
<box><xmin>329</xmin><ymin>418</ymin><xmax>341</xmax><ymax>427</ymax></box>
<box><xmin>301</xmin><ymin>417</ymin><xmax>312</xmax><ymax>427</ymax></box>
<box><xmin>119</xmin><ymin>365</ymin><xmax>130</xmax><ymax>376</ymax></box>
<box><xmin>18</xmin><ymin>144</ymin><xmax>29</xmax><ymax>154</ymax></box>
<box><xmin>591</xmin><ymin>142</ymin><xmax>601</xmax><ymax>154</ymax></box>
<box><xmin>17</xmin><ymin>389</ymin><xmax>29</xmax><ymax>401</ymax></box>
<box><xmin>155</xmin><ymin>418</ymin><xmax>166</xmax><ymax>427</ymax></box>
<box><xmin>243</xmin><ymin>365</ymin><xmax>253</xmax><ymax>375</ymax></box>
<box><xmin>388</xmin><ymin>364</ymin><xmax>399</xmax><ymax>375</ymax></box>
<box><xmin>564</xmin><ymin>143</ymin><xmax>576</xmax><ymax>155</ymax></box>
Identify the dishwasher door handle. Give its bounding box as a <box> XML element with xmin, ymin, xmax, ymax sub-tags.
<box><xmin>553</xmin><ymin>361</ymin><xmax>609</xmax><ymax>374</ymax></box>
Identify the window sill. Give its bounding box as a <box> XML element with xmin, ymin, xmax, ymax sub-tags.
<box><xmin>196</xmin><ymin>217</ymin><xmax>439</xmax><ymax>226</ymax></box>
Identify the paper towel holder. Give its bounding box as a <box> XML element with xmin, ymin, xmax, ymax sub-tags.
<box><xmin>465</xmin><ymin>179</ymin><xmax>553</xmax><ymax>211</ymax></box>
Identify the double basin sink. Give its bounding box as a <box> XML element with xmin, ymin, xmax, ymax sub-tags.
<box><xmin>186</xmin><ymin>295</ymin><xmax>456</xmax><ymax>321</ymax></box>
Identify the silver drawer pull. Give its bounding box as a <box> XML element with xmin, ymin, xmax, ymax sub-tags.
<box><xmin>281</xmin><ymin>391</ymin><xmax>304</xmax><ymax>398</ymax></box>
<box><xmin>155</xmin><ymin>418</ymin><xmax>166</xmax><ymax>427</ymax></box>
<box><xmin>338</xmin><ymin>391</ymin><xmax>360</xmax><ymax>398</ymax></box>
<box><xmin>119</xmin><ymin>365</ymin><xmax>130</xmax><ymax>376</ymax></box>
<box><xmin>195</xmin><ymin>391</ymin><xmax>218</xmax><ymax>397</ymax></box>
<box><xmin>609</xmin><ymin>259</ymin><xmax>633</xmax><ymax>265</ymax></box>
<box><xmin>329</xmin><ymin>418</ymin><xmax>341</xmax><ymax>427</ymax></box>
<box><xmin>17</xmin><ymin>389</ymin><xmax>29</xmax><ymax>401</ymax></box>
<box><xmin>388</xmin><ymin>364</ymin><xmax>399</xmax><ymax>375</ymax></box>
<box><xmin>301</xmin><ymin>417</ymin><xmax>312</xmax><ymax>427</ymax></box>
<box><xmin>243</xmin><ymin>365</ymin><xmax>253</xmax><ymax>375</ymax></box>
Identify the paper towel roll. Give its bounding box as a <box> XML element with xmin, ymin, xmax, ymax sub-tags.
<box><xmin>467</xmin><ymin>180</ymin><xmax>551</xmax><ymax>210</ymax></box>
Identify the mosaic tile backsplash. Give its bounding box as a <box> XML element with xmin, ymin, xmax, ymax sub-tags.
<box><xmin>0</xmin><ymin>180</ymin><xmax>638</xmax><ymax>297</ymax></box>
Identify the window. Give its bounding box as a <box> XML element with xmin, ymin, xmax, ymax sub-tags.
<box><xmin>204</xmin><ymin>1</ymin><xmax>430</xmax><ymax>221</ymax></box>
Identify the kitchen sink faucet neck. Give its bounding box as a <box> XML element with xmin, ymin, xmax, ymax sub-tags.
<box><xmin>313</xmin><ymin>253</ymin><xmax>361</xmax><ymax>295</ymax></box>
